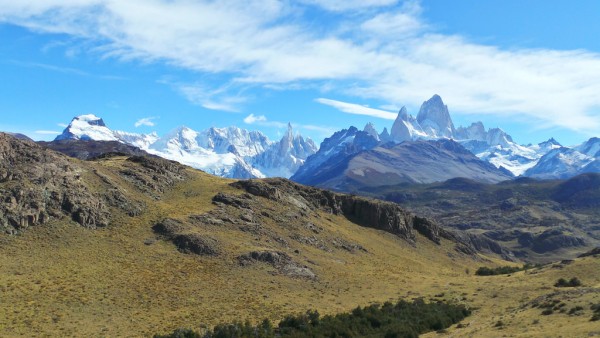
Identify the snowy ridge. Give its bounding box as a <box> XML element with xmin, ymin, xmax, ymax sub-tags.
<box><xmin>55</xmin><ymin>115</ymin><xmax>317</xmax><ymax>179</ymax></box>
<box><xmin>298</xmin><ymin>94</ymin><xmax>600</xmax><ymax>181</ymax></box>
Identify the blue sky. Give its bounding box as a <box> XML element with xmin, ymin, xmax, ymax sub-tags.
<box><xmin>1</xmin><ymin>0</ymin><xmax>600</xmax><ymax>146</ymax></box>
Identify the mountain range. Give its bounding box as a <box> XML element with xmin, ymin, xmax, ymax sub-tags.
<box><xmin>50</xmin><ymin>95</ymin><xmax>600</xmax><ymax>184</ymax></box>
<box><xmin>53</xmin><ymin>114</ymin><xmax>317</xmax><ymax>179</ymax></box>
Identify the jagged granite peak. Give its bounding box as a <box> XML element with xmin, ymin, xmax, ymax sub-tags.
<box><xmin>542</xmin><ymin>137</ymin><xmax>562</xmax><ymax>147</ymax></box>
<box><xmin>486</xmin><ymin>128</ymin><xmax>514</xmax><ymax>148</ymax></box>
<box><xmin>379</xmin><ymin>127</ymin><xmax>391</xmax><ymax>142</ymax></box>
<box><xmin>390</xmin><ymin>106</ymin><xmax>425</xmax><ymax>143</ymax></box>
<box><xmin>363</xmin><ymin>122</ymin><xmax>380</xmax><ymax>141</ymax></box>
<box><xmin>416</xmin><ymin>94</ymin><xmax>456</xmax><ymax>138</ymax></box>
<box><xmin>195</xmin><ymin>126</ymin><xmax>271</xmax><ymax>157</ymax></box>
<box><xmin>55</xmin><ymin>114</ymin><xmax>118</xmax><ymax>141</ymax></box>
<box><xmin>455</xmin><ymin>121</ymin><xmax>486</xmax><ymax>141</ymax></box>
<box><xmin>253</xmin><ymin>123</ymin><xmax>318</xmax><ymax>178</ymax></box>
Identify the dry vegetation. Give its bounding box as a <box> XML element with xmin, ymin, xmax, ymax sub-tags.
<box><xmin>0</xmin><ymin>157</ymin><xmax>598</xmax><ymax>337</ymax></box>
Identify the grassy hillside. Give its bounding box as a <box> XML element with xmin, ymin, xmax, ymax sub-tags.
<box><xmin>0</xmin><ymin>140</ymin><xmax>598</xmax><ymax>337</ymax></box>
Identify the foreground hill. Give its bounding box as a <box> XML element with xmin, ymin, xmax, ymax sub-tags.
<box><xmin>0</xmin><ymin>133</ymin><xmax>598</xmax><ymax>337</ymax></box>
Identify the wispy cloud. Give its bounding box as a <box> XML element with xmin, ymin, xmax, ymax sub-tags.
<box><xmin>298</xmin><ymin>0</ymin><xmax>398</xmax><ymax>11</ymax></box>
<box><xmin>1</xmin><ymin>1</ymin><xmax>600</xmax><ymax>132</ymax></box>
<box><xmin>243</xmin><ymin>114</ymin><xmax>286</xmax><ymax>128</ymax></box>
<box><xmin>243</xmin><ymin>113</ymin><xmax>335</xmax><ymax>136</ymax></box>
<box><xmin>6</xmin><ymin>60</ymin><xmax>125</xmax><ymax>80</ymax></box>
<box><xmin>159</xmin><ymin>78</ymin><xmax>248</xmax><ymax>112</ymax></box>
<box><xmin>57</xmin><ymin>123</ymin><xmax>68</xmax><ymax>128</ymax></box>
<box><xmin>243</xmin><ymin>114</ymin><xmax>268</xmax><ymax>124</ymax></box>
<box><xmin>316</xmin><ymin>98</ymin><xmax>397</xmax><ymax>120</ymax></box>
<box><xmin>134</xmin><ymin>117</ymin><xmax>157</xmax><ymax>127</ymax></box>
<box><xmin>34</xmin><ymin>130</ymin><xmax>61</xmax><ymax>135</ymax></box>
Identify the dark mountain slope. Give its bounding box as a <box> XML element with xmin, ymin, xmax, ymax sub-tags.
<box><xmin>38</xmin><ymin>139</ymin><xmax>150</xmax><ymax>160</ymax></box>
<box><xmin>294</xmin><ymin>139</ymin><xmax>512</xmax><ymax>192</ymax></box>
<box><xmin>363</xmin><ymin>174</ymin><xmax>600</xmax><ymax>262</ymax></box>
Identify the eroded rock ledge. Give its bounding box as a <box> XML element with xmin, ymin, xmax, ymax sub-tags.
<box><xmin>231</xmin><ymin>178</ymin><xmax>442</xmax><ymax>245</ymax></box>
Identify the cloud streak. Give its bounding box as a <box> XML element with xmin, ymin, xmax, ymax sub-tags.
<box><xmin>243</xmin><ymin>114</ymin><xmax>335</xmax><ymax>136</ymax></box>
<box><xmin>316</xmin><ymin>98</ymin><xmax>397</xmax><ymax>120</ymax></box>
<box><xmin>134</xmin><ymin>117</ymin><xmax>157</xmax><ymax>127</ymax></box>
<box><xmin>1</xmin><ymin>1</ymin><xmax>600</xmax><ymax>131</ymax></box>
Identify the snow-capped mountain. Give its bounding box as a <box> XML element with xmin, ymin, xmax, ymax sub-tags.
<box><xmin>294</xmin><ymin>94</ymin><xmax>600</xmax><ymax>182</ymax></box>
<box><xmin>55</xmin><ymin>115</ymin><xmax>317</xmax><ymax>179</ymax></box>
<box><xmin>56</xmin><ymin>114</ymin><xmax>119</xmax><ymax>142</ymax></box>
<box><xmin>253</xmin><ymin>123</ymin><xmax>318</xmax><ymax>178</ymax></box>
<box><xmin>291</xmin><ymin>127</ymin><xmax>379</xmax><ymax>185</ymax></box>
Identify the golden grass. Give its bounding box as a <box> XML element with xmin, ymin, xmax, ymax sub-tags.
<box><xmin>0</xmin><ymin>164</ymin><xmax>598</xmax><ymax>337</ymax></box>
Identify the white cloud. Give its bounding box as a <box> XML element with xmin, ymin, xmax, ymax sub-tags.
<box><xmin>34</xmin><ymin>130</ymin><xmax>61</xmax><ymax>135</ymax></box>
<box><xmin>316</xmin><ymin>98</ymin><xmax>397</xmax><ymax>120</ymax></box>
<box><xmin>57</xmin><ymin>123</ymin><xmax>68</xmax><ymax>128</ymax></box>
<box><xmin>243</xmin><ymin>113</ymin><xmax>334</xmax><ymax>135</ymax></box>
<box><xmin>243</xmin><ymin>114</ymin><xmax>267</xmax><ymax>124</ymax></box>
<box><xmin>134</xmin><ymin>117</ymin><xmax>157</xmax><ymax>127</ymax></box>
<box><xmin>2</xmin><ymin>1</ymin><xmax>600</xmax><ymax>132</ymax></box>
<box><xmin>298</xmin><ymin>0</ymin><xmax>398</xmax><ymax>11</ymax></box>
<box><xmin>162</xmin><ymin>80</ymin><xmax>247</xmax><ymax>112</ymax></box>
<box><xmin>243</xmin><ymin>114</ymin><xmax>286</xmax><ymax>128</ymax></box>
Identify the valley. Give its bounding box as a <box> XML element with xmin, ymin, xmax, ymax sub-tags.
<box><xmin>0</xmin><ymin>134</ymin><xmax>598</xmax><ymax>337</ymax></box>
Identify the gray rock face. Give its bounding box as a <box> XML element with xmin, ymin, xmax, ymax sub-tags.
<box><xmin>153</xmin><ymin>218</ymin><xmax>220</xmax><ymax>256</ymax></box>
<box><xmin>363</xmin><ymin>122</ymin><xmax>380</xmax><ymax>141</ymax></box>
<box><xmin>455</xmin><ymin>122</ymin><xmax>486</xmax><ymax>141</ymax></box>
<box><xmin>0</xmin><ymin>133</ymin><xmax>187</xmax><ymax>234</ymax></box>
<box><xmin>390</xmin><ymin>106</ymin><xmax>423</xmax><ymax>143</ymax></box>
<box><xmin>416</xmin><ymin>94</ymin><xmax>456</xmax><ymax>138</ymax></box>
<box><xmin>0</xmin><ymin>133</ymin><xmax>110</xmax><ymax>232</ymax></box>
<box><xmin>238</xmin><ymin>251</ymin><xmax>315</xmax><ymax>279</ymax></box>
<box><xmin>231</xmin><ymin>178</ymin><xmax>443</xmax><ymax>245</ymax></box>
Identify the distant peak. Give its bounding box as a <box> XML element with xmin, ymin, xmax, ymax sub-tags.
<box><xmin>363</xmin><ymin>122</ymin><xmax>379</xmax><ymax>140</ymax></box>
<box><xmin>284</xmin><ymin>122</ymin><xmax>294</xmax><ymax>139</ymax></box>
<box><xmin>428</xmin><ymin>94</ymin><xmax>443</xmax><ymax>103</ymax></box>
<box><xmin>540</xmin><ymin>137</ymin><xmax>561</xmax><ymax>146</ymax></box>
<box><xmin>73</xmin><ymin>114</ymin><xmax>106</xmax><ymax>127</ymax></box>
<box><xmin>398</xmin><ymin>106</ymin><xmax>408</xmax><ymax>120</ymax></box>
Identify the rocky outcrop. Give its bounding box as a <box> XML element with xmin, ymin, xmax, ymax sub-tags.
<box><xmin>119</xmin><ymin>156</ymin><xmax>188</xmax><ymax>198</ymax></box>
<box><xmin>0</xmin><ymin>133</ymin><xmax>187</xmax><ymax>234</ymax></box>
<box><xmin>152</xmin><ymin>218</ymin><xmax>219</xmax><ymax>256</ymax></box>
<box><xmin>578</xmin><ymin>247</ymin><xmax>600</xmax><ymax>258</ymax></box>
<box><xmin>231</xmin><ymin>178</ymin><xmax>442</xmax><ymax>245</ymax></box>
<box><xmin>0</xmin><ymin>133</ymin><xmax>110</xmax><ymax>232</ymax></box>
<box><xmin>238</xmin><ymin>251</ymin><xmax>316</xmax><ymax>279</ymax></box>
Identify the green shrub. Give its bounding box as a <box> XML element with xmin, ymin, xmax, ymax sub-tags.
<box><xmin>569</xmin><ymin>306</ymin><xmax>584</xmax><ymax>315</ymax></box>
<box><xmin>554</xmin><ymin>277</ymin><xmax>582</xmax><ymax>287</ymax></box>
<box><xmin>475</xmin><ymin>264</ymin><xmax>539</xmax><ymax>276</ymax></box>
<box><xmin>154</xmin><ymin>299</ymin><xmax>471</xmax><ymax>338</ymax></box>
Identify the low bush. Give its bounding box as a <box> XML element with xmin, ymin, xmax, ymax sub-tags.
<box><xmin>154</xmin><ymin>299</ymin><xmax>471</xmax><ymax>338</ymax></box>
<box><xmin>554</xmin><ymin>277</ymin><xmax>582</xmax><ymax>287</ymax></box>
<box><xmin>475</xmin><ymin>264</ymin><xmax>539</xmax><ymax>276</ymax></box>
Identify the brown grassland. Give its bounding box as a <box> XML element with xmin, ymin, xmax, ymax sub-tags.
<box><xmin>0</xmin><ymin>157</ymin><xmax>599</xmax><ymax>337</ymax></box>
